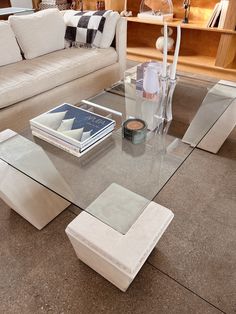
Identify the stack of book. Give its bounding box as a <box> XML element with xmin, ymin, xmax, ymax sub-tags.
<box><xmin>30</xmin><ymin>103</ymin><xmax>116</xmax><ymax>157</ymax></box>
<box><xmin>206</xmin><ymin>0</ymin><xmax>229</xmax><ymax>29</ymax></box>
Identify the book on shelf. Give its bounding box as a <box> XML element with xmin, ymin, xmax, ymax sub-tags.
<box><xmin>30</xmin><ymin>102</ymin><xmax>117</xmax><ymax>156</ymax></box>
<box><xmin>218</xmin><ymin>0</ymin><xmax>229</xmax><ymax>29</ymax></box>
<box><xmin>206</xmin><ymin>0</ymin><xmax>229</xmax><ymax>29</ymax></box>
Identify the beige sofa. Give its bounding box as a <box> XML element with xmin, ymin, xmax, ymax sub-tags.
<box><xmin>0</xmin><ymin>14</ymin><xmax>127</xmax><ymax>132</ymax></box>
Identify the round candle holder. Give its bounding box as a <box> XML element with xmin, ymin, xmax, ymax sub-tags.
<box><xmin>122</xmin><ymin>118</ymin><xmax>147</xmax><ymax>144</ymax></box>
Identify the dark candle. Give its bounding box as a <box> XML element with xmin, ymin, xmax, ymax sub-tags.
<box><xmin>126</xmin><ymin>120</ymin><xmax>145</xmax><ymax>131</ymax></box>
<box><xmin>122</xmin><ymin>118</ymin><xmax>147</xmax><ymax>144</ymax></box>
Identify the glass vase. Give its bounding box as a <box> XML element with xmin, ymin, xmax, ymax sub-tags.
<box><xmin>154</xmin><ymin>76</ymin><xmax>177</xmax><ymax>134</ymax></box>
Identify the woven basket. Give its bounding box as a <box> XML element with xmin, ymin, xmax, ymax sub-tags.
<box><xmin>39</xmin><ymin>2</ymin><xmax>71</xmax><ymax>10</ymax></box>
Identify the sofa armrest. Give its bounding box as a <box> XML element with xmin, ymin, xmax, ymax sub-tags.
<box><xmin>115</xmin><ymin>17</ymin><xmax>127</xmax><ymax>79</ymax></box>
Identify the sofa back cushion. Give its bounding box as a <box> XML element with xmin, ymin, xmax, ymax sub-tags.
<box><xmin>0</xmin><ymin>21</ymin><xmax>22</xmax><ymax>66</ymax></box>
<box><xmin>9</xmin><ymin>8</ymin><xmax>65</xmax><ymax>59</ymax></box>
<box><xmin>64</xmin><ymin>10</ymin><xmax>119</xmax><ymax>48</ymax></box>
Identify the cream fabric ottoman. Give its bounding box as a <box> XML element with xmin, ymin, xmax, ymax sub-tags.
<box><xmin>66</xmin><ymin>189</ymin><xmax>174</xmax><ymax>292</ymax></box>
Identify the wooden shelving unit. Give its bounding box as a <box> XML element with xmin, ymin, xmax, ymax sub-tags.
<box><xmin>127</xmin><ymin>17</ymin><xmax>236</xmax><ymax>35</ymax></box>
<box><xmin>0</xmin><ymin>0</ymin><xmax>10</xmax><ymax>7</ymax></box>
<box><xmin>85</xmin><ymin>0</ymin><xmax>124</xmax><ymax>11</ymax></box>
<box><xmin>125</xmin><ymin>0</ymin><xmax>236</xmax><ymax>81</ymax></box>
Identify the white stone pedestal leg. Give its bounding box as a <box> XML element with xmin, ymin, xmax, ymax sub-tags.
<box><xmin>0</xmin><ymin>159</ymin><xmax>70</xmax><ymax>230</ymax></box>
<box><xmin>66</xmin><ymin>200</ymin><xmax>174</xmax><ymax>291</ymax></box>
<box><xmin>197</xmin><ymin>98</ymin><xmax>236</xmax><ymax>153</ymax></box>
<box><xmin>182</xmin><ymin>80</ymin><xmax>236</xmax><ymax>153</ymax></box>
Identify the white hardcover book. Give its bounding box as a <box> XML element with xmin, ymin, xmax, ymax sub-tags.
<box><xmin>30</xmin><ymin>103</ymin><xmax>115</xmax><ymax>150</ymax></box>
<box><xmin>211</xmin><ymin>2</ymin><xmax>222</xmax><ymax>27</ymax></box>
<box><xmin>32</xmin><ymin>129</ymin><xmax>82</xmax><ymax>157</ymax></box>
<box><xmin>31</xmin><ymin>126</ymin><xmax>80</xmax><ymax>152</ymax></box>
<box><xmin>32</xmin><ymin>128</ymin><xmax>113</xmax><ymax>158</ymax></box>
<box><xmin>31</xmin><ymin>120</ymin><xmax>114</xmax><ymax>152</ymax></box>
<box><xmin>206</xmin><ymin>2</ymin><xmax>220</xmax><ymax>27</ymax></box>
<box><xmin>218</xmin><ymin>0</ymin><xmax>229</xmax><ymax>28</ymax></box>
<box><xmin>80</xmin><ymin>124</ymin><xmax>115</xmax><ymax>150</ymax></box>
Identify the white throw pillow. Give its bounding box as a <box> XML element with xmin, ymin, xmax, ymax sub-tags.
<box><xmin>0</xmin><ymin>21</ymin><xmax>22</xmax><ymax>66</ymax></box>
<box><xmin>9</xmin><ymin>9</ymin><xmax>66</xmax><ymax>59</ymax></box>
<box><xmin>100</xmin><ymin>11</ymin><xmax>120</xmax><ymax>49</ymax></box>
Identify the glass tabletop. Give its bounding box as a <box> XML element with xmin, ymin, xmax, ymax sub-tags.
<box><xmin>0</xmin><ymin>67</ymin><xmax>235</xmax><ymax>234</ymax></box>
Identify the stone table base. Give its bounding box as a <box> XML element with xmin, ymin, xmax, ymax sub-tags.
<box><xmin>66</xmin><ymin>201</ymin><xmax>174</xmax><ymax>291</ymax></box>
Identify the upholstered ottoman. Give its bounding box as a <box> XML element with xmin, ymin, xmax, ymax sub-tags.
<box><xmin>66</xmin><ymin>187</ymin><xmax>174</xmax><ymax>292</ymax></box>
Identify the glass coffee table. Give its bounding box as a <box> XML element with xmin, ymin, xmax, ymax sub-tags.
<box><xmin>0</xmin><ymin>67</ymin><xmax>235</xmax><ymax>234</ymax></box>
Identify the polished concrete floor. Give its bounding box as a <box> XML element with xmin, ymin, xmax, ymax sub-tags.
<box><xmin>1</xmin><ymin>61</ymin><xmax>236</xmax><ymax>313</ymax></box>
<box><xmin>1</xmin><ymin>138</ymin><xmax>235</xmax><ymax>314</ymax></box>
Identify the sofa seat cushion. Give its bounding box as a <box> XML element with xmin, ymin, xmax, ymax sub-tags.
<box><xmin>0</xmin><ymin>47</ymin><xmax>118</xmax><ymax>109</ymax></box>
